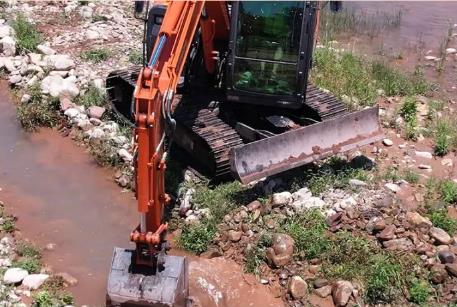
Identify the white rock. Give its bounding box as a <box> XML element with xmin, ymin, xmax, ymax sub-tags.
<box><xmin>37</xmin><ymin>44</ymin><xmax>56</xmax><ymax>55</ymax></box>
<box><xmin>2</xmin><ymin>57</ymin><xmax>15</xmax><ymax>72</ymax></box>
<box><xmin>382</xmin><ymin>138</ymin><xmax>393</xmax><ymax>146</ymax></box>
<box><xmin>21</xmin><ymin>94</ymin><xmax>31</xmax><ymax>103</ymax></box>
<box><xmin>43</xmin><ymin>54</ymin><xmax>75</xmax><ymax>70</ymax></box>
<box><xmin>64</xmin><ymin>108</ymin><xmax>80</xmax><ymax>119</ymax></box>
<box><xmin>349</xmin><ymin>179</ymin><xmax>367</xmax><ymax>187</ymax></box>
<box><xmin>271</xmin><ymin>191</ymin><xmax>292</xmax><ymax>206</ymax></box>
<box><xmin>385</xmin><ymin>183</ymin><xmax>400</xmax><ymax>193</ymax></box>
<box><xmin>118</xmin><ymin>148</ymin><xmax>133</xmax><ymax>162</ymax></box>
<box><xmin>41</xmin><ymin>75</ymin><xmax>79</xmax><ymax>98</ymax></box>
<box><xmin>87</xmin><ymin>127</ymin><xmax>105</xmax><ymax>139</ymax></box>
<box><xmin>425</xmin><ymin>55</ymin><xmax>438</xmax><ymax>61</ymax></box>
<box><xmin>92</xmin><ymin>78</ymin><xmax>104</xmax><ymax>89</ymax></box>
<box><xmin>28</xmin><ymin>53</ymin><xmax>42</xmax><ymax>65</ymax></box>
<box><xmin>0</xmin><ymin>25</ymin><xmax>11</xmax><ymax>38</ymax></box>
<box><xmin>22</xmin><ymin>274</ymin><xmax>49</xmax><ymax>290</ymax></box>
<box><xmin>339</xmin><ymin>196</ymin><xmax>357</xmax><ymax>209</ymax></box>
<box><xmin>3</xmin><ymin>268</ymin><xmax>28</xmax><ymax>284</ymax></box>
<box><xmin>446</xmin><ymin>48</ymin><xmax>457</xmax><ymax>55</ymax></box>
<box><xmin>0</xmin><ymin>36</ymin><xmax>16</xmax><ymax>56</ymax></box>
<box><xmin>86</xmin><ymin>29</ymin><xmax>100</xmax><ymax>40</ymax></box>
<box><xmin>8</xmin><ymin>74</ymin><xmax>21</xmax><ymax>84</ymax></box>
<box><xmin>418</xmin><ymin>164</ymin><xmax>432</xmax><ymax>170</ymax></box>
<box><xmin>79</xmin><ymin>6</ymin><xmax>93</xmax><ymax>19</ymax></box>
<box><xmin>415</xmin><ymin>151</ymin><xmax>433</xmax><ymax>159</ymax></box>
<box><xmin>442</xmin><ymin>158</ymin><xmax>453</xmax><ymax>167</ymax></box>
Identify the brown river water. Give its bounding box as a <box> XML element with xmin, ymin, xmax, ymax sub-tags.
<box><xmin>0</xmin><ymin>80</ymin><xmax>282</xmax><ymax>307</ymax></box>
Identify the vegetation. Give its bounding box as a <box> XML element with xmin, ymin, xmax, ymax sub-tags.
<box><xmin>244</xmin><ymin>231</ymin><xmax>272</xmax><ymax>274</ymax></box>
<box><xmin>16</xmin><ymin>84</ymin><xmax>61</xmax><ymax>131</ymax></box>
<box><xmin>429</xmin><ymin>209</ymin><xmax>457</xmax><ymax>235</ymax></box>
<box><xmin>16</xmin><ymin>241</ymin><xmax>41</xmax><ymax>259</ymax></box>
<box><xmin>1</xmin><ymin>216</ymin><xmax>15</xmax><ymax>233</ymax></box>
<box><xmin>11</xmin><ymin>14</ymin><xmax>42</xmax><ymax>53</ymax></box>
<box><xmin>403</xmin><ymin>169</ymin><xmax>420</xmax><ymax>184</ymax></box>
<box><xmin>76</xmin><ymin>85</ymin><xmax>107</xmax><ymax>108</ymax></box>
<box><xmin>32</xmin><ymin>289</ymin><xmax>73</xmax><ymax>307</ymax></box>
<box><xmin>312</xmin><ymin>47</ymin><xmax>429</xmax><ymax>108</ymax></box>
<box><xmin>399</xmin><ymin>97</ymin><xmax>418</xmax><ymax>140</ymax></box>
<box><xmin>129</xmin><ymin>50</ymin><xmax>143</xmax><ymax>65</ymax></box>
<box><xmin>81</xmin><ymin>48</ymin><xmax>110</xmax><ymax>63</ymax></box>
<box><xmin>409</xmin><ymin>279</ymin><xmax>433</xmax><ymax>305</ymax></box>
<box><xmin>15</xmin><ymin>257</ymin><xmax>41</xmax><ymax>273</ymax></box>
<box><xmin>92</xmin><ymin>14</ymin><xmax>108</xmax><ymax>22</ymax></box>
<box><xmin>433</xmin><ymin>117</ymin><xmax>457</xmax><ymax>156</ymax></box>
<box><xmin>88</xmin><ymin>139</ymin><xmax>123</xmax><ymax>167</ymax></box>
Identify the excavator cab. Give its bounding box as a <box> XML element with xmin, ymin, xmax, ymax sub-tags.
<box><xmin>227</xmin><ymin>1</ymin><xmax>317</xmax><ymax>109</ymax></box>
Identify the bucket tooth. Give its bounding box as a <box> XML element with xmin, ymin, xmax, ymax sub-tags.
<box><xmin>230</xmin><ymin>106</ymin><xmax>384</xmax><ymax>184</ymax></box>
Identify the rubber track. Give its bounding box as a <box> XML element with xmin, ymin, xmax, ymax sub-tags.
<box><xmin>107</xmin><ymin>67</ymin><xmax>348</xmax><ymax>178</ymax></box>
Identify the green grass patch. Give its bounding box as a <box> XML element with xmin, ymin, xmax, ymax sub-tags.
<box><xmin>311</xmin><ymin>47</ymin><xmax>429</xmax><ymax>108</ymax></box>
<box><xmin>15</xmin><ymin>257</ymin><xmax>41</xmax><ymax>273</ymax></box>
<box><xmin>409</xmin><ymin>279</ymin><xmax>432</xmax><ymax>305</ymax></box>
<box><xmin>81</xmin><ymin>48</ymin><xmax>110</xmax><ymax>63</ymax></box>
<box><xmin>16</xmin><ymin>84</ymin><xmax>61</xmax><ymax>131</ymax></box>
<box><xmin>399</xmin><ymin>97</ymin><xmax>418</xmax><ymax>140</ymax></box>
<box><xmin>244</xmin><ymin>231</ymin><xmax>273</xmax><ymax>274</ymax></box>
<box><xmin>16</xmin><ymin>241</ymin><xmax>41</xmax><ymax>259</ymax></box>
<box><xmin>32</xmin><ymin>289</ymin><xmax>73</xmax><ymax>307</ymax></box>
<box><xmin>76</xmin><ymin>85</ymin><xmax>107</xmax><ymax>108</ymax></box>
<box><xmin>1</xmin><ymin>216</ymin><xmax>15</xmax><ymax>233</ymax></box>
<box><xmin>440</xmin><ymin>180</ymin><xmax>457</xmax><ymax>204</ymax></box>
<box><xmin>433</xmin><ymin>117</ymin><xmax>457</xmax><ymax>156</ymax></box>
<box><xmin>178</xmin><ymin>222</ymin><xmax>215</xmax><ymax>254</ymax></box>
<box><xmin>88</xmin><ymin>139</ymin><xmax>123</xmax><ymax>167</ymax></box>
<box><xmin>403</xmin><ymin>169</ymin><xmax>420</xmax><ymax>184</ymax></box>
<box><xmin>11</xmin><ymin>13</ymin><xmax>41</xmax><ymax>53</ymax></box>
<box><xmin>129</xmin><ymin>50</ymin><xmax>143</xmax><ymax>65</ymax></box>
<box><xmin>428</xmin><ymin>208</ymin><xmax>457</xmax><ymax>235</ymax></box>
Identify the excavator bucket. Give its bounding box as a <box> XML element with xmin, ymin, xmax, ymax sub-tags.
<box><xmin>231</xmin><ymin>106</ymin><xmax>383</xmax><ymax>184</ymax></box>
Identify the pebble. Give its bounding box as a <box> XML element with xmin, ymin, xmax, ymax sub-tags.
<box><xmin>332</xmin><ymin>280</ymin><xmax>353</xmax><ymax>307</ymax></box>
<box><xmin>415</xmin><ymin>151</ymin><xmax>433</xmax><ymax>159</ymax></box>
<box><xmin>418</xmin><ymin>164</ymin><xmax>432</xmax><ymax>170</ymax></box>
<box><xmin>227</xmin><ymin>230</ymin><xmax>242</xmax><ymax>242</ymax></box>
<box><xmin>385</xmin><ymin>183</ymin><xmax>400</xmax><ymax>193</ymax></box>
<box><xmin>382</xmin><ymin>138</ymin><xmax>393</xmax><ymax>146</ymax></box>
<box><xmin>430</xmin><ymin>227</ymin><xmax>452</xmax><ymax>245</ymax></box>
<box><xmin>438</xmin><ymin>250</ymin><xmax>455</xmax><ymax>264</ymax></box>
<box><xmin>288</xmin><ymin>276</ymin><xmax>307</xmax><ymax>300</ymax></box>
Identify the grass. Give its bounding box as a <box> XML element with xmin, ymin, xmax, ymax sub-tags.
<box><xmin>88</xmin><ymin>139</ymin><xmax>123</xmax><ymax>167</ymax></box>
<box><xmin>429</xmin><ymin>209</ymin><xmax>457</xmax><ymax>235</ymax></box>
<box><xmin>399</xmin><ymin>97</ymin><xmax>418</xmax><ymax>140</ymax></box>
<box><xmin>76</xmin><ymin>85</ymin><xmax>107</xmax><ymax>108</ymax></box>
<box><xmin>432</xmin><ymin>117</ymin><xmax>457</xmax><ymax>156</ymax></box>
<box><xmin>436</xmin><ymin>22</ymin><xmax>454</xmax><ymax>74</ymax></box>
<box><xmin>319</xmin><ymin>7</ymin><xmax>402</xmax><ymax>43</ymax></box>
<box><xmin>403</xmin><ymin>169</ymin><xmax>420</xmax><ymax>184</ymax></box>
<box><xmin>129</xmin><ymin>50</ymin><xmax>143</xmax><ymax>65</ymax></box>
<box><xmin>16</xmin><ymin>241</ymin><xmax>41</xmax><ymax>259</ymax></box>
<box><xmin>15</xmin><ymin>257</ymin><xmax>41</xmax><ymax>273</ymax></box>
<box><xmin>32</xmin><ymin>289</ymin><xmax>73</xmax><ymax>307</ymax></box>
<box><xmin>178</xmin><ymin>181</ymin><xmax>253</xmax><ymax>254</ymax></box>
<box><xmin>16</xmin><ymin>84</ymin><xmax>61</xmax><ymax>131</ymax></box>
<box><xmin>440</xmin><ymin>180</ymin><xmax>457</xmax><ymax>204</ymax></box>
<box><xmin>92</xmin><ymin>14</ymin><xmax>108</xmax><ymax>22</ymax></box>
<box><xmin>1</xmin><ymin>216</ymin><xmax>15</xmax><ymax>233</ymax></box>
<box><xmin>311</xmin><ymin>47</ymin><xmax>429</xmax><ymax>108</ymax></box>
<box><xmin>244</xmin><ymin>231</ymin><xmax>272</xmax><ymax>274</ymax></box>
<box><xmin>11</xmin><ymin>13</ymin><xmax>41</xmax><ymax>53</ymax></box>
<box><xmin>409</xmin><ymin>279</ymin><xmax>432</xmax><ymax>305</ymax></box>
<box><xmin>81</xmin><ymin>48</ymin><xmax>110</xmax><ymax>63</ymax></box>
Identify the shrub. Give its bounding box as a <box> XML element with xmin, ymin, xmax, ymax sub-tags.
<box><xmin>399</xmin><ymin>97</ymin><xmax>418</xmax><ymax>140</ymax></box>
<box><xmin>403</xmin><ymin>169</ymin><xmax>420</xmax><ymax>184</ymax></box>
<box><xmin>15</xmin><ymin>257</ymin><xmax>41</xmax><ymax>273</ymax></box>
<box><xmin>440</xmin><ymin>180</ymin><xmax>457</xmax><ymax>204</ymax></box>
<box><xmin>434</xmin><ymin>118</ymin><xmax>457</xmax><ymax>156</ymax></box>
<box><xmin>81</xmin><ymin>48</ymin><xmax>110</xmax><ymax>63</ymax></box>
<box><xmin>76</xmin><ymin>85</ymin><xmax>106</xmax><ymax>108</ymax></box>
<box><xmin>409</xmin><ymin>280</ymin><xmax>432</xmax><ymax>305</ymax></box>
<box><xmin>129</xmin><ymin>50</ymin><xmax>143</xmax><ymax>65</ymax></box>
<box><xmin>11</xmin><ymin>14</ymin><xmax>41</xmax><ymax>53</ymax></box>
<box><xmin>178</xmin><ymin>222</ymin><xmax>215</xmax><ymax>254</ymax></box>
<box><xmin>429</xmin><ymin>209</ymin><xmax>457</xmax><ymax>235</ymax></box>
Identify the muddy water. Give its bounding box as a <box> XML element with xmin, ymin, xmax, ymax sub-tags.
<box><xmin>0</xmin><ymin>82</ymin><xmax>282</xmax><ymax>307</ymax></box>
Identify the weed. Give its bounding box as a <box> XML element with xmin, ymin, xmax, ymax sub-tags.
<box><xmin>81</xmin><ymin>48</ymin><xmax>110</xmax><ymax>63</ymax></box>
<box><xmin>88</xmin><ymin>140</ymin><xmax>123</xmax><ymax>167</ymax></box>
<box><xmin>11</xmin><ymin>14</ymin><xmax>41</xmax><ymax>53</ymax></box>
<box><xmin>178</xmin><ymin>222</ymin><xmax>215</xmax><ymax>254</ymax></box>
<box><xmin>436</xmin><ymin>22</ymin><xmax>454</xmax><ymax>74</ymax></box>
<box><xmin>403</xmin><ymin>169</ymin><xmax>420</xmax><ymax>184</ymax></box>
<box><xmin>433</xmin><ymin>117</ymin><xmax>457</xmax><ymax>156</ymax></box>
<box><xmin>15</xmin><ymin>257</ymin><xmax>41</xmax><ymax>273</ymax></box>
<box><xmin>399</xmin><ymin>97</ymin><xmax>418</xmax><ymax>140</ymax></box>
<box><xmin>93</xmin><ymin>14</ymin><xmax>108</xmax><ymax>22</ymax></box>
<box><xmin>380</xmin><ymin>166</ymin><xmax>401</xmax><ymax>182</ymax></box>
<box><xmin>365</xmin><ymin>254</ymin><xmax>403</xmax><ymax>304</ymax></box>
<box><xmin>16</xmin><ymin>241</ymin><xmax>41</xmax><ymax>259</ymax></box>
<box><xmin>282</xmin><ymin>209</ymin><xmax>329</xmax><ymax>259</ymax></box>
<box><xmin>1</xmin><ymin>217</ymin><xmax>15</xmax><ymax>233</ymax></box>
<box><xmin>304</xmin><ymin>167</ymin><xmax>367</xmax><ymax>196</ymax></box>
<box><xmin>372</xmin><ymin>64</ymin><xmax>429</xmax><ymax>97</ymax></box>
<box><xmin>440</xmin><ymin>180</ymin><xmax>457</xmax><ymax>204</ymax></box>
<box><xmin>427</xmin><ymin>99</ymin><xmax>445</xmax><ymax>120</ymax></box>
<box><xmin>428</xmin><ymin>209</ymin><xmax>457</xmax><ymax>235</ymax></box>
<box><xmin>129</xmin><ymin>50</ymin><xmax>143</xmax><ymax>65</ymax></box>
<box><xmin>76</xmin><ymin>85</ymin><xmax>107</xmax><ymax>108</ymax></box>
<box><xmin>32</xmin><ymin>289</ymin><xmax>73</xmax><ymax>307</ymax></box>
<box><xmin>409</xmin><ymin>279</ymin><xmax>432</xmax><ymax>305</ymax></box>
<box><xmin>16</xmin><ymin>84</ymin><xmax>61</xmax><ymax>131</ymax></box>
<box><xmin>33</xmin><ymin>291</ymin><xmax>53</xmax><ymax>307</ymax></box>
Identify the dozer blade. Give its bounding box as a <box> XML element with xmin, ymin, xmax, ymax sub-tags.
<box><xmin>231</xmin><ymin>106</ymin><xmax>383</xmax><ymax>184</ymax></box>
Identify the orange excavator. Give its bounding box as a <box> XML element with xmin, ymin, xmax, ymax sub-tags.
<box><xmin>106</xmin><ymin>1</ymin><xmax>382</xmax><ymax>306</ymax></box>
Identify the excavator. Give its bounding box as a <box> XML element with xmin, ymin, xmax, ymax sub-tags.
<box><xmin>106</xmin><ymin>1</ymin><xmax>382</xmax><ymax>306</ymax></box>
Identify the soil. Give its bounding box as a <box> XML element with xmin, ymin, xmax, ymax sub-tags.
<box><xmin>0</xmin><ymin>81</ymin><xmax>283</xmax><ymax>306</ymax></box>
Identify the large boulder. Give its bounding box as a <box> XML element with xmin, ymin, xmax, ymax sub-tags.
<box><xmin>430</xmin><ymin>227</ymin><xmax>452</xmax><ymax>245</ymax></box>
<box><xmin>22</xmin><ymin>274</ymin><xmax>49</xmax><ymax>290</ymax></box>
<box><xmin>37</xmin><ymin>44</ymin><xmax>56</xmax><ymax>55</ymax></box>
<box><xmin>1</xmin><ymin>36</ymin><xmax>16</xmax><ymax>56</ymax></box>
<box><xmin>3</xmin><ymin>267</ymin><xmax>28</xmax><ymax>284</ymax></box>
<box><xmin>41</xmin><ymin>75</ymin><xmax>79</xmax><ymax>98</ymax></box>
<box><xmin>266</xmin><ymin>233</ymin><xmax>294</xmax><ymax>268</ymax></box>
<box><xmin>288</xmin><ymin>276</ymin><xmax>307</xmax><ymax>300</ymax></box>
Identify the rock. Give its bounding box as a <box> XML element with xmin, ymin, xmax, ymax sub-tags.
<box><xmin>366</xmin><ymin>216</ymin><xmax>385</xmax><ymax>233</ymax></box>
<box><xmin>290</xmin><ymin>188</ymin><xmax>325</xmax><ymax>211</ymax></box>
<box><xmin>0</xmin><ymin>25</ymin><xmax>11</xmax><ymax>38</ymax></box>
<box><xmin>377</xmin><ymin>225</ymin><xmax>396</xmax><ymax>240</ymax></box>
<box><xmin>87</xmin><ymin>127</ymin><xmax>105</xmax><ymax>139</ymax></box>
<box><xmin>441</xmin><ymin>158</ymin><xmax>453</xmax><ymax>167</ymax></box>
<box><xmin>179</xmin><ymin>188</ymin><xmax>194</xmax><ymax>216</ymax></box>
<box><xmin>41</xmin><ymin>75</ymin><xmax>79</xmax><ymax>98</ymax></box>
<box><xmin>418</xmin><ymin>164</ymin><xmax>432</xmax><ymax>170</ymax></box>
<box><xmin>430</xmin><ymin>227</ymin><xmax>452</xmax><ymax>245</ymax></box>
<box><xmin>89</xmin><ymin>118</ymin><xmax>102</xmax><ymax>126</ymax></box>
<box><xmin>406</xmin><ymin>211</ymin><xmax>432</xmax><ymax>228</ymax></box>
<box><xmin>1</xmin><ymin>36</ymin><xmax>16</xmax><ymax>56</ymax></box>
<box><xmin>247</xmin><ymin>200</ymin><xmax>261</xmax><ymax>212</ymax></box>
<box><xmin>228</xmin><ymin>230</ymin><xmax>242</xmax><ymax>242</ymax></box>
<box><xmin>288</xmin><ymin>276</ymin><xmax>307</xmax><ymax>300</ymax></box>
<box><xmin>9</xmin><ymin>74</ymin><xmax>21</xmax><ymax>84</ymax></box>
<box><xmin>43</xmin><ymin>54</ymin><xmax>75</xmax><ymax>70</ymax></box>
<box><xmin>3</xmin><ymin>268</ymin><xmax>28</xmax><ymax>284</ymax></box>
<box><xmin>332</xmin><ymin>280</ymin><xmax>353</xmax><ymax>307</ymax></box>
<box><xmin>438</xmin><ymin>250</ymin><xmax>455</xmax><ymax>264</ymax></box>
<box><xmin>425</xmin><ymin>55</ymin><xmax>438</xmax><ymax>61</ymax></box>
<box><xmin>348</xmin><ymin>179</ymin><xmax>367</xmax><ymax>187</ymax></box>
<box><xmin>59</xmin><ymin>97</ymin><xmax>74</xmax><ymax>111</ymax></box>
<box><xmin>266</xmin><ymin>248</ymin><xmax>292</xmax><ymax>267</ymax></box>
<box><xmin>87</xmin><ymin>106</ymin><xmax>106</xmax><ymax>119</ymax></box>
<box><xmin>20</xmin><ymin>94</ymin><xmax>31</xmax><ymax>103</ymax></box>
<box><xmin>430</xmin><ymin>264</ymin><xmax>448</xmax><ymax>284</ymax></box>
<box><xmin>382</xmin><ymin>138</ymin><xmax>393</xmax><ymax>146</ymax></box>
<box><xmin>315</xmin><ymin>285</ymin><xmax>332</xmax><ymax>298</ymax></box>
<box><xmin>415</xmin><ymin>151</ymin><xmax>433</xmax><ymax>159</ymax></box>
<box><xmin>117</xmin><ymin>148</ymin><xmax>133</xmax><ymax>162</ymax></box>
<box><xmin>272</xmin><ymin>233</ymin><xmax>294</xmax><ymax>256</ymax></box>
<box><xmin>116</xmin><ymin>175</ymin><xmax>129</xmax><ymax>188</ymax></box>
<box><xmin>64</xmin><ymin>108</ymin><xmax>80</xmax><ymax>119</ymax></box>
<box><xmin>86</xmin><ymin>29</ymin><xmax>100</xmax><ymax>40</ymax></box>
<box><xmin>22</xmin><ymin>274</ymin><xmax>49</xmax><ymax>290</ymax></box>
<box><xmin>37</xmin><ymin>44</ymin><xmax>56</xmax><ymax>55</ymax></box>
<box><xmin>79</xmin><ymin>5</ymin><xmax>94</xmax><ymax>19</ymax></box>
<box><xmin>45</xmin><ymin>243</ymin><xmax>56</xmax><ymax>251</ymax></box>
<box><xmin>445</xmin><ymin>263</ymin><xmax>457</xmax><ymax>277</ymax></box>
<box><xmin>271</xmin><ymin>191</ymin><xmax>291</xmax><ymax>207</ymax></box>
<box><xmin>314</xmin><ymin>278</ymin><xmax>329</xmax><ymax>288</ymax></box>
<box><xmin>446</xmin><ymin>48</ymin><xmax>457</xmax><ymax>55</ymax></box>
<box><xmin>200</xmin><ymin>248</ymin><xmax>222</xmax><ymax>259</ymax></box>
<box><xmin>382</xmin><ymin>237</ymin><xmax>414</xmax><ymax>251</ymax></box>
<box><xmin>56</xmin><ymin>272</ymin><xmax>78</xmax><ymax>287</ymax></box>
<box><xmin>385</xmin><ymin>183</ymin><xmax>400</xmax><ymax>193</ymax></box>
<box><xmin>28</xmin><ymin>53</ymin><xmax>42</xmax><ymax>65</ymax></box>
